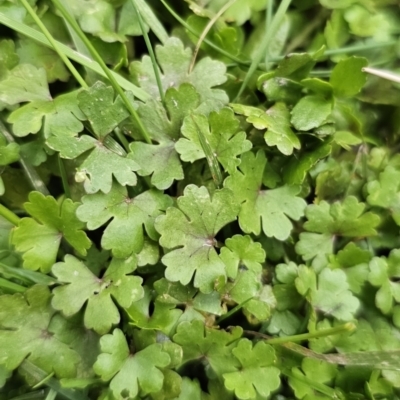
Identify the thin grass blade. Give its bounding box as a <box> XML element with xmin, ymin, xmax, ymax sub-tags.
<box><xmin>0</xmin><ymin>12</ymin><xmax>149</xmax><ymax>101</ymax></box>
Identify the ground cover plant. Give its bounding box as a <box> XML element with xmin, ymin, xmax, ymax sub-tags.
<box><xmin>1</xmin><ymin>0</ymin><xmax>400</xmax><ymax>398</ymax></box>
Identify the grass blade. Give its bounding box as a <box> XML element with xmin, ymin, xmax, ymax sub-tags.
<box><xmin>235</xmin><ymin>0</ymin><xmax>292</xmax><ymax>101</ymax></box>
<box><xmin>0</xmin><ymin>11</ymin><xmax>150</xmax><ymax>101</ymax></box>
<box><xmin>20</xmin><ymin>0</ymin><xmax>87</xmax><ymax>88</ymax></box>
<box><xmin>190</xmin><ymin>114</ymin><xmax>223</xmax><ymax>188</ymax></box>
<box><xmin>131</xmin><ymin>0</ymin><xmax>165</xmax><ymax>105</ymax></box>
<box><xmin>0</xmin><ymin>121</ymin><xmax>49</xmax><ymax>195</ymax></box>
<box><xmin>160</xmin><ymin>0</ymin><xmax>246</xmax><ymax>65</ymax></box>
<box><xmin>50</xmin><ymin>0</ymin><xmax>151</xmax><ymax>143</ymax></box>
<box><xmin>134</xmin><ymin>0</ymin><xmax>169</xmax><ymax>44</ymax></box>
<box><xmin>0</xmin><ymin>262</ymin><xmax>55</xmax><ymax>285</ymax></box>
<box><xmin>189</xmin><ymin>0</ymin><xmax>238</xmax><ymax>73</ymax></box>
<box><xmin>0</xmin><ymin>277</ymin><xmax>26</xmax><ymax>293</ymax></box>
<box><xmin>19</xmin><ymin>361</ymin><xmax>90</xmax><ymax>400</ymax></box>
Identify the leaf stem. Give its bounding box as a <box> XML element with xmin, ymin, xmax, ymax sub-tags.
<box><xmin>0</xmin><ymin>203</ymin><xmax>20</xmax><ymax>226</ymax></box>
<box><xmin>50</xmin><ymin>0</ymin><xmax>151</xmax><ymax>143</ymax></box>
<box><xmin>216</xmin><ymin>297</ymin><xmax>253</xmax><ymax>324</ymax></box>
<box><xmin>189</xmin><ymin>0</ymin><xmax>238</xmax><ymax>74</ymax></box>
<box><xmin>19</xmin><ymin>0</ymin><xmax>88</xmax><ymax>88</ymax></box>
<box><xmin>234</xmin><ymin>0</ymin><xmax>292</xmax><ymax>101</ymax></box>
<box><xmin>58</xmin><ymin>156</ymin><xmax>71</xmax><ymax>199</ymax></box>
<box><xmin>264</xmin><ymin>0</ymin><xmax>274</xmax><ymax>68</ymax></box>
<box><xmin>265</xmin><ymin>322</ymin><xmax>355</xmax><ymax>345</ymax></box>
<box><xmin>131</xmin><ymin>0</ymin><xmax>165</xmax><ymax>105</ymax></box>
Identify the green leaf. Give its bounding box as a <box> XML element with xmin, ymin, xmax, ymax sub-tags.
<box><xmin>288</xmin><ymin>358</ymin><xmax>337</xmax><ymax>399</ymax></box>
<box><xmin>283</xmin><ymin>143</ymin><xmax>332</xmax><ymax>185</ymax></box>
<box><xmin>77</xmin><ymin>82</ymin><xmax>129</xmax><ymax>139</ymax></box>
<box><xmin>0</xmin><ymin>39</ymin><xmax>19</xmax><ymax>78</ymax></box>
<box><xmin>290</xmin><ymin>95</ymin><xmax>333</xmax><ymax>131</ymax></box>
<box><xmin>222</xmin><ymin>339</ymin><xmax>280</xmax><ymax>400</ymax></box>
<box><xmin>296</xmin><ymin>197</ymin><xmax>380</xmax><ymax>264</ymax></box>
<box><xmin>176</xmin><ymin>108</ymin><xmax>252</xmax><ymax>174</ymax></box>
<box><xmin>0</xmin><ymin>285</ymin><xmax>81</xmax><ymax>377</ymax></box>
<box><xmin>173</xmin><ymin>320</ymin><xmax>242</xmax><ymax>377</ymax></box>
<box><xmin>329</xmin><ymin>56</ymin><xmax>368</xmax><ymax>98</ymax></box>
<box><xmin>12</xmin><ymin>192</ymin><xmax>91</xmax><ymax>272</ymax></box>
<box><xmin>51</xmin><ymin>255</ymin><xmax>143</xmax><ymax>334</ymax></box>
<box><xmin>94</xmin><ymin>328</ymin><xmax>171</xmax><ymax>399</ymax></box>
<box><xmin>231</xmin><ymin>103</ymin><xmax>300</xmax><ymax>155</ymax></box>
<box><xmin>203</xmin><ymin>0</ymin><xmax>267</xmax><ymax>26</ymax></box>
<box><xmin>77</xmin><ymin>182</ymin><xmax>172</xmax><ymax>257</ymax></box>
<box><xmin>225</xmin><ymin>150</ymin><xmax>306</xmax><ymax>240</ymax></box>
<box><xmin>130</xmin><ymin>37</ymin><xmax>228</xmax><ymax>107</ymax></box>
<box><xmin>48</xmin><ymin>134</ymin><xmax>140</xmax><ymax>194</ymax></box>
<box><xmin>221</xmin><ymin>269</ymin><xmax>275</xmax><ymax>321</ymax></box>
<box><xmin>66</xmin><ymin>0</ymin><xmax>125</xmax><ymax>42</ymax></box>
<box><xmin>129</xmin><ymin>83</ymin><xmax>200</xmax><ymax>190</ymax></box>
<box><xmin>156</xmin><ymin>185</ymin><xmax>239</xmax><ymax>293</ymax></box>
<box><xmin>220</xmin><ymin>234</ymin><xmax>265</xmax><ymax>278</ymax></box>
<box><xmin>127</xmin><ymin>286</ymin><xmax>182</xmax><ymax>335</ymax></box>
<box><xmin>312</xmin><ymin>268</ymin><xmax>360</xmax><ymax>321</ymax></box>
<box><xmin>367</xmin><ymin>166</ymin><xmax>400</xmax><ymax>225</ymax></box>
<box><xmin>16</xmin><ymin>39</ymin><xmax>69</xmax><ymax>83</ymax></box>
<box><xmin>8</xmin><ymin>90</ymin><xmax>85</xmax><ymax>137</ymax></box>
<box><xmin>0</xmin><ymin>132</ymin><xmax>19</xmax><ymax>166</ymax></box>
<box><xmin>368</xmin><ymin>250</ymin><xmax>400</xmax><ymax>315</ymax></box>
<box><xmin>0</xmin><ymin>64</ymin><xmax>50</xmax><ymax>106</ymax></box>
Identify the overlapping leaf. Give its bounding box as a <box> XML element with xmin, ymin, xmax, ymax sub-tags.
<box><xmin>231</xmin><ymin>103</ymin><xmax>300</xmax><ymax>155</ymax></box>
<box><xmin>130</xmin><ymin>37</ymin><xmax>228</xmax><ymax>107</ymax></box>
<box><xmin>0</xmin><ymin>285</ymin><xmax>82</xmax><ymax>377</ymax></box>
<box><xmin>129</xmin><ymin>83</ymin><xmax>200</xmax><ymax>190</ymax></box>
<box><xmin>176</xmin><ymin>108</ymin><xmax>252</xmax><ymax>174</ymax></box>
<box><xmin>296</xmin><ymin>196</ymin><xmax>380</xmax><ymax>265</ymax></box>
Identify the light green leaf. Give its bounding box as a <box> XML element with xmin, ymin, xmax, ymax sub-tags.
<box><xmin>52</xmin><ymin>255</ymin><xmax>143</xmax><ymax>334</ymax></box>
<box><xmin>231</xmin><ymin>103</ymin><xmax>300</xmax><ymax>155</ymax></box>
<box><xmin>176</xmin><ymin>108</ymin><xmax>252</xmax><ymax>174</ymax></box>
<box><xmin>155</xmin><ymin>185</ymin><xmax>239</xmax><ymax>293</ymax></box>
<box><xmin>77</xmin><ymin>82</ymin><xmax>129</xmax><ymax>139</ymax></box>
<box><xmin>12</xmin><ymin>192</ymin><xmax>91</xmax><ymax>272</ymax></box>
<box><xmin>130</xmin><ymin>37</ymin><xmax>228</xmax><ymax>107</ymax></box>
<box><xmin>0</xmin><ymin>285</ymin><xmax>81</xmax><ymax>377</ymax></box>
<box><xmin>367</xmin><ymin>166</ymin><xmax>400</xmax><ymax>225</ymax></box>
<box><xmin>94</xmin><ymin>328</ymin><xmax>171</xmax><ymax>399</ymax></box>
<box><xmin>223</xmin><ymin>339</ymin><xmax>280</xmax><ymax>400</ymax></box>
<box><xmin>225</xmin><ymin>150</ymin><xmax>306</xmax><ymax>240</ymax></box>
<box><xmin>330</xmin><ymin>56</ymin><xmax>368</xmax><ymax>98</ymax></box>
<box><xmin>290</xmin><ymin>95</ymin><xmax>333</xmax><ymax>131</ymax></box>
<box><xmin>0</xmin><ymin>64</ymin><xmax>50</xmax><ymax>105</ymax></box>
<box><xmin>129</xmin><ymin>83</ymin><xmax>200</xmax><ymax>190</ymax></box>
<box><xmin>77</xmin><ymin>182</ymin><xmax>172</xmax><ymax>257</ymax></box>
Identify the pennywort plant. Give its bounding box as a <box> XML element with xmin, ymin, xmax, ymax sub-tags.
<box><xmin>1</xmin><ymin>0</ymin><xmax>400</xmax><ymax>399</ymax></box>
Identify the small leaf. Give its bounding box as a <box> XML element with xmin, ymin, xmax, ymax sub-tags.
<box><xmin>12</xmin><ymin>192</ymin><xmax>91</xmax><ymax>272</ymax></box>
<box><xmin>94</xmin><ymin>328</ymin><xmax>171</xmax><ymax>399</ymax></box>
<box><xmin>155</xmin><ymin>185</ymin><xmax>239</xmax><ymax>293</ymax></box>
<box><xmin>330</xmin><ymin>56</ymin><xmax>368</xmax><ymax>98</ymax></box>
<box><xmin>223</xmin><ymin>339</ymin><xmax>280</xmax><ymax>399</ymax></box>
